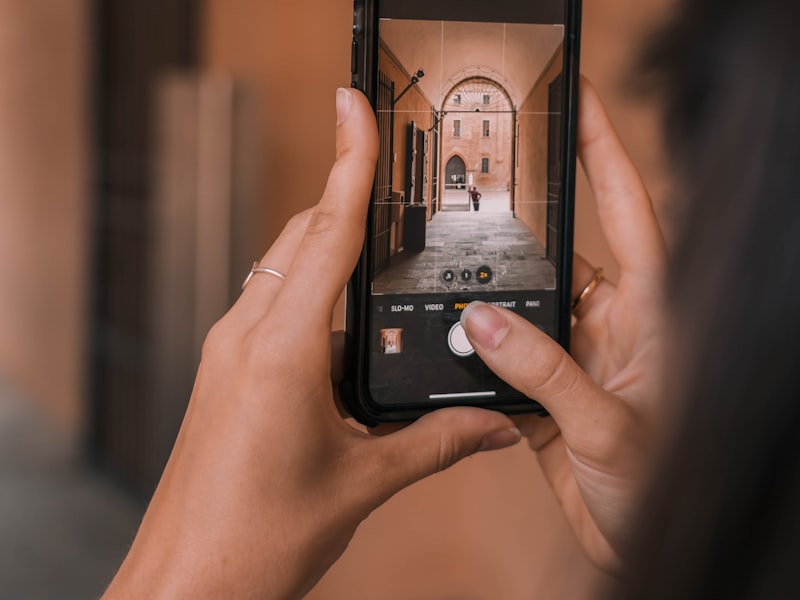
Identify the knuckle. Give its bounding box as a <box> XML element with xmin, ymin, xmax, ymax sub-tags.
<box><xmin>436</xmin><ymin>432</ymin><xmax>461</xmax><ymax>473</ymax></box>
<box><xmin>304</xmin><ymin>205</ymin><xmax>339</xmax><ymax>240</ymax></box>
<box><xmin>431</xmin><ymin>410</ymin><xmax>475</xmax><ymax>472</ymax></box>
<box><xmin>303</xmin><ymin>202</ymin><xmax>363</xmax><ymax>254</ymax></box>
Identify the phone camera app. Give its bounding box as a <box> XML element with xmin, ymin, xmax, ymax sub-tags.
<box><xmin>362</xmin><ymin>2</ymin><xmax>570</xmax><ymax>409</ymax></box>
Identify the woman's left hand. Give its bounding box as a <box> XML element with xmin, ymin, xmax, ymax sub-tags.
<box><xmin>102</xmin><ymin>88</ymin><xmax>522</xmax><ymax>600</ymax></box>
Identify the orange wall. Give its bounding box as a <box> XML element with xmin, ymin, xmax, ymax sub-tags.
<box><xmin>0</xmin><ymin>0</ymin><xmax>90</xmax><ymax>434</ymax></box>
<box><xmin>203</xmin><ymin>0</ymin><xmax>355</xmax><ymax>329</ymax></box>
<box><xmin>203</xmin><ymin>0</ymin><xmax>353</xmax><ymax>253</ymax></box>
<box><xmin>516</xmin><ymin>47</ymin><xmax>564</xmax><ymax>246</ymax></box>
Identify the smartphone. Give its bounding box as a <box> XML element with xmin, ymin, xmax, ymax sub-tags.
<box><xmin>343</xmin><ymin>0</ymin><xmax>581</xmax><ymax>424</ymax></box>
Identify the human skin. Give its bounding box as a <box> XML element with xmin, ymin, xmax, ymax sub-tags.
<box><xmin>102</xmin><ymin>89</ymin><xmax>523</xmax><ymax>600</ymax></box>
<box><xmin>461</xmin><ymin>79</ymin><xmax>667</xmax><ymax>571</ymax></box>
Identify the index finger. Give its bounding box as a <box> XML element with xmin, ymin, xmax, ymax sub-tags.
<box><xmin>578</xmin><ymin>78</ymin><xmax>667</xmax><ymax>278</ymax></box>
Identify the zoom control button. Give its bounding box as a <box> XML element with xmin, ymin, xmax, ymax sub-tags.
<box><xmin>442</xmin><ymin>269</ymin><xmax>455</xmax><ymax>283</ymax></box>
<box><xmin>476</xmin><ymin>265</ymin><xmax>493</xmax><ymax>284</ymax></box>
<box><xmin>447</xmin><ymin>322</ymin><xmax>475</xmax><ymax>357</ymax></box>
<box><xmin>460</xmin><ymin>269</ymin><xmax>472</xmax><ymax>282</ymax></box>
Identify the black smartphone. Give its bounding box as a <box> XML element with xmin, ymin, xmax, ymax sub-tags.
<box><xmin>343</xmin><ymin>0</ymin><xmax>581</xmax><ymax>425</ymax></box>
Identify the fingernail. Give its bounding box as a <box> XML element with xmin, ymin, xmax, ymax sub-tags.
<box><xmin>461</xmin><ymin>302</ymin><xmax>510</xmax><ymax>350</ymax></box>
<box><xmin>479</xmin><ymin>427</ymin><xmax>522</xmax><ymax>452</ymax></box>
<box><xmin>336</xmin><ymin>88</ymin><xmax>353</xmax><ymax>125</ymax></box>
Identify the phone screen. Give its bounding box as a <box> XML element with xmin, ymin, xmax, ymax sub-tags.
<box><xmin>360</xmin><ymin>0</ymin><xmax>574</xmax><ymax>410</ymax></box>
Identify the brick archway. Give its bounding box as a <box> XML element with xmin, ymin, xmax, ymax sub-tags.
<box><xmin>441</xmin><ymin>76</ymin><xmax>513</xmax><ymax>113</ymax></box>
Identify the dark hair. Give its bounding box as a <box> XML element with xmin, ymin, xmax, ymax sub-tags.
<box><xmin>617</xmin><ymin>0</ymin><xmax>800</xmax><ymax>597</ymax></box>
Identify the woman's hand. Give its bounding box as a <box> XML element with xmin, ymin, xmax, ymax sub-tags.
<box><xmin>461</xmin><ymin>79</ymin><xmax>667</xmax><ymax>571</ymax></box>
<box><xmin>103</xmin><ymin>89</ymin><xmax>522</xmax><ymax>600</ymax></box>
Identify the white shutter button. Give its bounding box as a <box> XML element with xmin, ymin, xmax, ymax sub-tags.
<box><xmin>448</xmin><ymin>322</ymin><xmax>475</xmax><ymax>357</ymax></box>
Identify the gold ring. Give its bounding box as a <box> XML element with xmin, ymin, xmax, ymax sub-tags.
<box><xmin>242</xmin><ymin>261</ymin><xmax>287</xmax><ymax>290</ymax></box>
<box><xmin>572</xmin><ymin>268</ymin><xmax>604</xmax><ymax>312</ymax></box>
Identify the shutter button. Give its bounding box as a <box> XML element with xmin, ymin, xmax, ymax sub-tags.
<box><xmin>448</xmin><ymin>322</ymin><xmax>475</xmax><ymax>357</ymax></box>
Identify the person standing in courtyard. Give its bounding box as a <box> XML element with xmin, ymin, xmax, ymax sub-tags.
<box><xmin>469</xmin><ymin>186</ymin><xmax>481</xmax><ymax>212</ymax></box>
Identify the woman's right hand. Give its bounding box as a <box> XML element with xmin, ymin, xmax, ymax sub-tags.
<box><xmin>461</xmin><ymin>79</ymin><xmax>668</xmax><ymax>571</ymax></box>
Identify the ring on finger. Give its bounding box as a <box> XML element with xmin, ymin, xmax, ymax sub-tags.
<box><xmin>242</xmin><ymin>261</ymin><xmax>287</xmax><ymax>290</ymax></box>
<box><xmin>572</xmin><ymin>267</ymin><xmax>604</xmax><ymax>312</ymax></box>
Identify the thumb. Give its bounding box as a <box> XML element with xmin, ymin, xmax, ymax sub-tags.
<box><xmin>460</xmin><ymin>302</ymin><xmax>627</xmax><ymax>447</ymax></box>
<box><xmin>369</xmin><ymin>407</ymin><xmax>521</xmax><ymax>499</ymax></box>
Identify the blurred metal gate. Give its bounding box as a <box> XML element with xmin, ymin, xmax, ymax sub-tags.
<box><xmin>371</xmin><ymin>71</ymin><xmax>394</xmax><ymax>275</ymax></box>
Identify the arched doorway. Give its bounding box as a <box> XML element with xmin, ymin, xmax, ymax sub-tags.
<box><xmin>444</xmin><ymin>155</ymin><xmax>466</xmax><ymax>191</ymax></box>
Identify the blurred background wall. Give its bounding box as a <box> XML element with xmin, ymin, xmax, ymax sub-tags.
<box><xmin>0</xmin><ymin>0</ymin><xmax>90</xmax><ymax>434</ymax></box>
<box><xmin>0</xmin><ymin>0</ymin><xmax>673</xmax><ymax>597</ymax></box>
